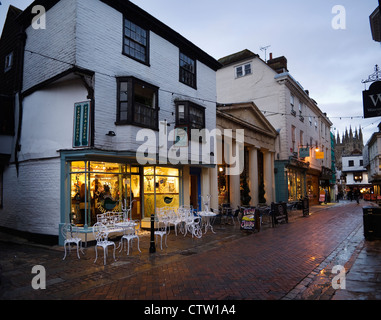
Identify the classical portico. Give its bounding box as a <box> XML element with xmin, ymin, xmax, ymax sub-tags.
<box><xmin>216</xmin><ymin>102</ymin><xmax>278</xmax><ymax>209</ymax></box>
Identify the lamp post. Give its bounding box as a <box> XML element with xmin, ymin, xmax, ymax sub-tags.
<box><xmin>149</xmin><ymin>214</ymin><xmax>156</xmax><ymax>253</ymax></box>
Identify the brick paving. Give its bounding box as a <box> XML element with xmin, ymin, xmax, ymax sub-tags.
<box><xmin>0</xmin><ymin>201</ymin><xmax>375</xmax><ymax>301</ymax></box>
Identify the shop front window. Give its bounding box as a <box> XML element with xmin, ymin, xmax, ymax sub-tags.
<box><xmin>288</xmin><ymin>169</ymin><xmax>305</xmax><ymax>201</ymax></box>
<box><xmin>69</xmin><ymin>161</ymin><xmax>140</xmax><ymax>227</ymax></box>
<box><xmin>218</xmin><ymin>166</ymin><xmax>229</xmax><ymax>204</ymax></box>
<box><xmin>143</xmin><ymin>166</ymin><xmax>180</xmax><ymax>218</ymax></box>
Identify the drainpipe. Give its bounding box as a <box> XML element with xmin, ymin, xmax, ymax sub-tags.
<box><xmin>14</xmin><ymin>28</ymin><xmax>27</xmax><ymax>176</ymax></box>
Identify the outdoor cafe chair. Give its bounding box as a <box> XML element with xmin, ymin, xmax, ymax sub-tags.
<box><xmin>120</xmin><ymin>220</ymin><xmax>141</xmax><ymax>255</ymax></box>
<box><xmin>184</xmin><ymin>212</ymin><xmax>202</xmax><ymax>239</ymax></box>
<box><xmin>168</xmin><ymin>208</ymin><xmax>182</xmax><ymax>236</ymax></box>
<box><xmin>221</xmin><ymin>203</ymin><xmax>236</xmax><ymax>226</ymax></box>
<box><xmin>92</xmin><ymin>222</ymin><xmax>116</xmax><ymax>265</ymax></box>
<box><xmin>155</xmin><ymin>213</ymin><xmax>169</xmax><ymax>250</ymax></box>
<box><xmin>61</xmin><ymin>223</ymin><xmax>84</xmax><ymax>260</ymax></box>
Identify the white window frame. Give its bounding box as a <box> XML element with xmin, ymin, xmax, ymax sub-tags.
<box><xmin>235</xmin><ymin>63</ymin><xmax>252</xmax><ymax>78</ymax></box>
<box><xmin>290</xmin><ymin>93</ymin><xmax>295</xmax><ymax>110</ymax></box>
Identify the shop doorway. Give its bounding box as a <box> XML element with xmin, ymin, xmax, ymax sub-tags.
<box><xmin>189</xmin><ymin>167</ymin><xmax>201</xmax><ymax>211</ymax></box>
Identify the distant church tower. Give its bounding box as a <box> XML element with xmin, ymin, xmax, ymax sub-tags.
<box><xmin>335</xmin><ymin>126</ymin><xmax>364</xmax><ymax>170</ymax></box>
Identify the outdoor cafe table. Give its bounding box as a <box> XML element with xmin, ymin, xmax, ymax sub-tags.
<box><xmin>199</xmin><ymin>211</ymin><xmax>217</xmax><ymax>234</ymax></box>
<box><xmin>115</xmin><ymin>221</ymin><xmax>137</xmax><ymax>234</ymax></box>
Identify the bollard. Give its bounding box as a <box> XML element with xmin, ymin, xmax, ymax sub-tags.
<box><xmin>149</xmin><ymin>214</ymin><xmax>156</xmax><ymax>253</ymax></box>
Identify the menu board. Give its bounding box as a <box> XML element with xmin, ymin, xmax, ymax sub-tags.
<box><xmin>271</xmin><ymin>202</ymin><xmax>288</xmax><ymax>226</ymax></box>
<box><xmin>240</xmin><ymin>208</ymin><xmax>256</xmax><ymax>231</ymax></box>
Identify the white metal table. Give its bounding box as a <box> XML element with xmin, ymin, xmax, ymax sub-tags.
<box><xmin>199</xmin><ymin>211</ymin><xmax>217</xmax><ymax>234</ymax></box>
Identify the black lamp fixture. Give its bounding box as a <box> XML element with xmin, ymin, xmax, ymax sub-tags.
<box><xmin>106</xmin><ymin>131</ymin><xmax>116</xmax><ymax>137</ymax></box>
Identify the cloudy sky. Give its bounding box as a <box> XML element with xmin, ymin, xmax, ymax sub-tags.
<box><xmin>1</xmin><ymin>0</ymin><xmax>380</xmax><ymax>142</ymax></box>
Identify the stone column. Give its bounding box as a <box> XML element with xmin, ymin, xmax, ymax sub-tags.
<box><xmin>264</xmin><ymin>151</ymin><xmax>275</xmax><ymax>204</ymax></box>
<box><xmin>249</xmin><ymin>147</ymin><xmax>259</xmax><ymax>206</ymax></box>
<box><xmin>209</xmin><ymin>166</ymin><xmax>218</xmax><ymax>210</ymax></box>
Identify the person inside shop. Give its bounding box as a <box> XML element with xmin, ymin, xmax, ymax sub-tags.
<box><xmin>103</xmin><ymin>185</ymin><xmax>113</xmax><ymax>200</ymax></box>
<box><xmin>102</xmin><ymin>184</ymin><xmax>118</xmax><ymax>211</ymax></box>
<box><xmin>78</xmin><ymin>183</ymin><xmax>87</xmax><ymax>225</ymax></box>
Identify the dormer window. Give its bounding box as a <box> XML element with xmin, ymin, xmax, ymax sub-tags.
<box><xmin>235</xmin><ymin>63</ymin><xmax>252</xmax><ymax>78</ymax></box>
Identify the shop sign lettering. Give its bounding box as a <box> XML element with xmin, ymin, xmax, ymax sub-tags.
<box><xmin>73</xmin><ymin>101</ymin><xmax>90</xmax><ymax>148</ymax></box>
<box><xmin>363</xmin><ymin>81</ymin><xmax>381</xmax><ymax>119</ymax></box>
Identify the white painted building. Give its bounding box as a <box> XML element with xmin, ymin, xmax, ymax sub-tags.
<box><xmin>363</xmin><ymin>123</ymin><xmax>381</xmax><ymax>196</ymax></box>
<box><xmin>341</xmin><ymin>153</ymin><xmax>371</xmax><ymax>194</ymax></box>
<box><xmin>217</xmin><ymin>50</ymin><xmax>333</xmax><ymax>205</ymax></box>
<box><xmin>0</xmin><ymin>0</ymin><xmax>221</xmax><ymax>244</ymax></box>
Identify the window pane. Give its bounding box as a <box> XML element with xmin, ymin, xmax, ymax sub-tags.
<box><xmin>120</xmin><ymin>82</ymin><xmax>128</xmax><ymax>101</ymax></box>
<box><xmin>179</xmin><ymin>52</ymin><xmax>196</xmax><ymax>87</ymax></box>
<box><xmin>244</xmin><ymin>64</ymin><xmax>251</xmax><ymax>74</ymax></box>
<box><xmin>236</xmin><ymin>66</ymin><xmax>243</xmax><ymax>77</ymax></box>
<box><xmin>124</xmin><ymin>19</ymin><xmax>147</xmax><ymax>63</ymax></box>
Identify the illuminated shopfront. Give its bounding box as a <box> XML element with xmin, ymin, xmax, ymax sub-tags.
<box><xmin>69</xmin><ymin>161</ymin><xmax>141</xmax><ymax>227</ymax></box>
<box><xmin>218</xmin><ymin>165</ymin><xmax>230</xmax><ymax>204</ymax></box>
<box><xmin>143</xmin><ymin>167</ymin><xmax>180</xmax><ymax>218</ymax></box>
<box><xmin>287</xmin><ymin>168</ymin><xmax>306</xmax><ymax>201</ymax></box>
<box><xmin>62</xmin><ymin>151</ymin><xmax>181</xmax><ymax>228</ymax></box>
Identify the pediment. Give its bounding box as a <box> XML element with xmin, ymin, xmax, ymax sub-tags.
<box><xmin>217</xmin><ymin>102</ymin><xmax>277</xmax><ymax>138</ymax></box>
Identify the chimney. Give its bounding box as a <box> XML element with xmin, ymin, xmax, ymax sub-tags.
<box><xmin>267</xmin><ymin>55</ymin><xmax>288</xmax><ymax>74</ymax></box>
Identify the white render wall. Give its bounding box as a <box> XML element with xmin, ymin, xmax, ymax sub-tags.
<box><xmin>217</xmin><ymin>56</ymin><xmax>331</xmax><ymax>167</ymax></box>
<box><xmin>22</xmin><ymin>0</ymin><xmax>77</xmax><ymax>92</ymax></box>
<box><xmin>368</xmin><ymin>135</ymin><xmax>381</xmax><ymax>179</ymax></box>
<box><xmin>21</xmin><ymin>0</ymin><xmax>217</xmax><ymax>158</ymax></box>
<box><xmin>0</xmin><ymin>159</ymin><xmax>60</xmax><ymax>236</ymax></box>
<box><xmin>345</xmin><ymin>172</ymin><xmax>370</xmax><ymax>185</ymax></box>
<box><xmin>75</xmin><ymin>0</ymin><xmax>217</xmax><ymax>156</ymax></box>
<box><xmin>19</xmin><ymin>78</ymin><xmax>89</xmax><ymax>162</ymax></box>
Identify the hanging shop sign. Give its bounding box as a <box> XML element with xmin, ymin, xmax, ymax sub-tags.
<box><xmin>299</xmin><ymin>147</ymin><xmax>310</xmax><ymax>158</ymax></box>
<box><xmin>73</xmin><ymin>101</ymin><xmax>91</xmax><ymax>148</ymax></box>
<box><xmin>363</xmin><ymin>81</ymin><xmax>381</xmax><ymax>119</ymax></box>
<box><xmin>316</xmin><ymin>151</ymin><xmax>325</xmax><ymax>160</ymax></box>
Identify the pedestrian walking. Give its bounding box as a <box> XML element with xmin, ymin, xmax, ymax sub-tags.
<box><xmin>354</xmin><ymin>188</ymin><xmax>360</xmax><ymax>204</ymax></box>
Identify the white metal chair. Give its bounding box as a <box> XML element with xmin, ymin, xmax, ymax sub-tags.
<box><xmin>61</xmin><ymin>223</ymin><xmax>84</xmax><ymax>260</ymax></box>
<box><xmin>155</xmin><ymin>212</ymin><xmax>169</xmax><ymax>250</ymax></box>
<box><xmin>168</xmin><ymin>208</ymin><xmax>182</xmax><ymax>236</ymax></box>
<box><xmin>120</xmin><ymin>220</ymin><xmax>141</xmax><ymax>255</ymax></box>
<box><xmin>92</xmin><ymin>222</ymin><xmax>116</xmax><ymax>265</ymax></box>
<box><xmin>184</xmin><ymin>211</ymin><xmax>202</xmax><ymax>238</ymax></box>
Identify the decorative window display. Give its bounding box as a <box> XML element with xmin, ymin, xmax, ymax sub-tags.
<box><xmin>143</xmin><ymin>166</ymin><xmax>180</xmax><ymax>218</ymax></box>
<box><xmin>69</xmin><ymin>162</ymin><xmax>140</xmax><ymax>227</ymax></box>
